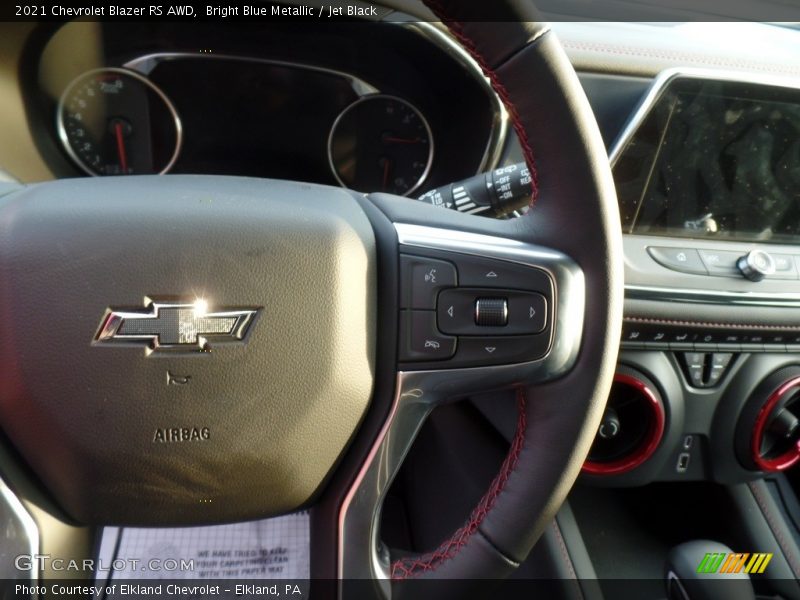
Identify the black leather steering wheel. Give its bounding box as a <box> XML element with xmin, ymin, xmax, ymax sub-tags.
<box><xmin>0</xmin><ymin>2</ymin><xmax>622</xmax><ymax>598</ymax></box>
<box><xmin>357</xmin><ymin>1</ymin><xmax>623</xmax><ymax>589</ymax></box>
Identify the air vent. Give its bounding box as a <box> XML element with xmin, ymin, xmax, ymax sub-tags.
<box><xmin>583</xmin><ymin>369</ymin><xmax>666</xmax><ymax>476</ymax></box>
<box><xmin>736</xmin><ymin>368</ymin><xmax>800</xmax><ymax>472</ymax></box>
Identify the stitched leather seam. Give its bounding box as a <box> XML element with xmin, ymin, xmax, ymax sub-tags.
<box><xmin>552</xmin><ymin>519</ymin><xmax>584</xmax><ymax>600</ymax></box>
<box><xmin>390</xmin><ymin>388</ymin><xmax>527</xmax><ymax>579</ymax></box>
<box><xmin>561</xmin><ymin>41</ymin><xmax>800</xmax><ymax>77</ymax></box>
<box><xmin>422</xmin><ymin>0</ymin><xmax>540</xmax><ymax>207</ymax></box>
<box><xmin>748</xmin><ymin>481</ymin><xmax>800</xmax><ymax>577</ymax></box>
<box><xmin>390</xmin><ymin>4</ymin><xmax>537</xmax><ymax>579</ymax></box>
<box><xmin>625</xmin><ymin>316</ymin><xmax>800</xmax><ymax>331</ymax></box>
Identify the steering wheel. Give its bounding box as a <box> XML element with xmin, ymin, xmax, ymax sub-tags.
<box><xmin>0</xmin><ymin>1</ymin><xmax>622</xmax><ymax>598</ymax></box>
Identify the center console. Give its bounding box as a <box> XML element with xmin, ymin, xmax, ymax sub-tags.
<box><xmin>578</xmin><ymin>69</ymin><xmax>800</xmax><ymax>485</ymax></box>
<box><xmin>570</xmin><ymin>68</ymin><xmax>800</xmax><ymax>599</ymax></box>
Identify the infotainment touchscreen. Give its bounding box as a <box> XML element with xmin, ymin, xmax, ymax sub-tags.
<box><xmin>612</xmin><ymin>76</ymin><xmax>800</xmax><ymax>244</ymax></box>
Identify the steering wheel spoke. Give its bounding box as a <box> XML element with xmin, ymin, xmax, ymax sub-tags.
<box><xmin>338</xmin><ymin>220</ymin><xmax>586</xmax><ymax>587</ymax></box>
<box><xmin>337</xmin><ymin>2</ymin><xmax>622</xmax><ymax>591</ymax></box>
<box><xmin>393</xmin><ymin>222</ymin><xmax>584</xmax><ymax>379</ymax></box>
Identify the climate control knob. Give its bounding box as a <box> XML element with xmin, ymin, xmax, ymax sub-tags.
<box><xmin>737</xmin><ymin>250</ymin><xmax>776</xmax><ymax>282</ymax></box>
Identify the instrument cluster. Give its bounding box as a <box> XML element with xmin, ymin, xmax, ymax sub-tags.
<box><xmin>40</xmin><ymin>21</ymin><xmax>504</xmax><ymax>196</ymax></box>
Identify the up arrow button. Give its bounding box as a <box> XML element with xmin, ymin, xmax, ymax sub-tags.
<box><xmin>447</xmin><ymin>254</ymin><xmax>553</xmax><ymax>290</ymax></box>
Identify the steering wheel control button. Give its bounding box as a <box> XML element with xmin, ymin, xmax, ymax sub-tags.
<box><xmin>438</xmin><ymin>288</ymin><xmax>547</xmax><ymax>335</ymax></box>
<box><xmin>448</xmin><ymin>253</ymin><xmax>552</xmax><ymax>292</ymax></box>
<box><xmin>737</xmin><ymin>249</ymin><xmax>776</xmax><ymax>281</ymax></box>
<box><xmin>400</xmin><ymin>254</ymin><xmax>456</xmax><ymax>309</ymax></box>
<box><xmin>451</xmin><ymin>335</ymin><xmax>549</xmax><ymax>367</ymax></box>
<box><xmin>474</xmin><ymin>298</ymin><xmax>508</xmax><ymax>327</ymax></box>
<box><xmin>399</xmin><ymin>310</ymin><xmax>456</xmax><ymax>361</ymax></box>
<box><xmin>646</xmin><ymin>247</ymin><xmax>707</xmax><ymax>275</ymax></box>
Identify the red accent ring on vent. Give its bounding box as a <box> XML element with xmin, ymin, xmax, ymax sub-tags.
<box><xmin>751</xmin><ymin>376</ymin><xmax>800</xmax><ymax>472</ymax></box>
<box><xmin>582</xmin><ymin>373</ymin><xmax>665</xmax><ymax>476</ymax></box>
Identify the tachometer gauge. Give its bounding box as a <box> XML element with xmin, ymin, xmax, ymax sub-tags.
<box><xmin>328</xmin><ymin>95</ymin><xmax>433</xmax><ymax>196</ymax></box>
<box><xmin>57</xmin><ymin>68</ymin><xmax>181</xmax><ymax>176</ymax></box>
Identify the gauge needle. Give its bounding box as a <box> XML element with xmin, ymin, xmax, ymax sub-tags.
<box><xmin>383</xmin><ymin>136</ymin><xmax>423</xmax><ymax>144</ymax></box>
<box><xmin>382</xmin><ymin>159</ymin><xmax>392</xmax><ymax>190</ymax></box>
<box><xmin>114</xmin><ymin>122</ymin><xmax>129</xmax><ymax>174</ymax></box>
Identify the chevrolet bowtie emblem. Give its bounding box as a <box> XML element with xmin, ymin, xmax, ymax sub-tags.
<box><xmin>95</xmin><ymin>300</ymin><xmax>259</xmax><ymax>354</ymax></box>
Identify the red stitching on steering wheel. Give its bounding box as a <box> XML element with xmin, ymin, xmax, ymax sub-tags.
<box><xmin>423</xmin><ymin>0</ymin><xmax>540</xmax><ymax>206</ymax></box>
<box><xmin>391</xmin><ymin>5</ymin><xmax>541</xmax><ymax>579</ymax></box>
<box><xmin>390</xmin><ymin>388</ymin><xmax>527</xmax><ymax>579</ymax></box>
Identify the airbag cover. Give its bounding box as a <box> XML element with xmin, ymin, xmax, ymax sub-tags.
<box><xmin>0</xmin><ymin>176</ymin><xmax>376</xmax><ymax>525</ymax></box>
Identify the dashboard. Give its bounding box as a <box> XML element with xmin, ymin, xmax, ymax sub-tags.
<box><xmin>6</xmin><ymin>16</ymin><xmax>800</xmax><ymax>590</ymax></box>
<box><xmin>14</xmin><ymin>20</ymin><xmax>800</xmax><ymax>490</ymax></box>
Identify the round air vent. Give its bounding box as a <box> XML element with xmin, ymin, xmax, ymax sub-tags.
<box><xmin>737</xmin><ymin>367</ymin><xmax>800</xmax><ymax>472</ymax></box>
<box><xmin>583</xmin><ymin>369</ymin><xmax>666</xmax><ymax>476</ymax></box>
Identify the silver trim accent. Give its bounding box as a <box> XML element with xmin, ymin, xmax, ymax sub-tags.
<box><xmin>327</xmin><ymin>94</ymin><xmax>435</xmax><ymax>197</ymax></box>
<box><xmin>56</xmin><ymin>67</ymin><xmax>183</xmax><ymax>177</ymax></box>
<box><xmin>0</xmin><ymin>476</ymin><xmax>39</xmax><ymax>584</ymax></box>
<box><xmin>338</xmin><ymin>223</ymin><xmax>585</xmax><ymax>587</ymax></box>
<box><xmin>124</xmin><ymin>52</ymin><xmax>380</xmax><ymax>97</ymax></box>
<box><xmin>398</xmin><ymin>20</ymin><xmax>509</xmax><ymax>174</ymax></box>
<box><xmin>626</xmin><ymin>284</ymin><xmax>800</xmax><ymax>308</ymax></box>
<box><xmin>94</xmin><ymin>300</ymin><xmax>259</xmax><ymax>354</ymax></box>
<box><xmin>0</xmin><ymin>168</ymin><xmax>18</xmax><ymax>184</ymax></box>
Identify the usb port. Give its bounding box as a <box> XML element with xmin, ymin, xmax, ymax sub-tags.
<box><xmin>677</xmin><ymin>452</ymin><xmax>691</xmax><ymax>473</ymax></box>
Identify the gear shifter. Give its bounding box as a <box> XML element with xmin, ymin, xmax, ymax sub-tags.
<box><xmin>665</xmin><ymin>541</ymin><xmax>755</xmax><ymax>600</ymax></box>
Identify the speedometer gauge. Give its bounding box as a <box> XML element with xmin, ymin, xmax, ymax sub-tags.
<box><xmin>328</xmin><ymin>95</ymin><xmax>433</xmax><ymax>196</ymax></box>
<box><xmin>57</xmin><ymin>68</ymin><xmax>181</xmax><ymax>176</ymax></box>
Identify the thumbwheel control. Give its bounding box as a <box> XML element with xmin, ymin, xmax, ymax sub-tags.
<box><xmin>475</xmin><ymin>298</ymin><xmax>508</xmax><ymax>327</ymax></box>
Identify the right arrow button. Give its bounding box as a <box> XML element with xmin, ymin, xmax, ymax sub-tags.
<box><xmin>507</xmin><ymin>292</ymin><xmax>547</xmax><ymax>334</ymax></box>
